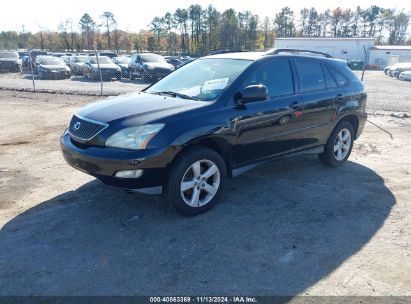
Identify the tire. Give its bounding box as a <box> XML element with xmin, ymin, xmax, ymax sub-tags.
<box><xmin>319</xmin><ymin>121</ymin><xmax>354</xmax><ymax>167</ymax></box>
<box><xmin>164</xmin><ymin>146</ymin><xmax>227</xmax><ymax>216</ymax></box>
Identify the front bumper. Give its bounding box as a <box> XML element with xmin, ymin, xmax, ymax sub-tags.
<box><xmin>98</xmin><ymin>70</ymin><xmax>121</xmax><ymax>79</ymax></box>
<box><xmin>0</xmin><ymin>62</ymin><xmax>21</xmax><ymax>72</ymax></box>
<box><xmin>39</xmin><ymin>70</ymin><xmax>71</xmax><ymax>79</ymax></box>
<box><xmin>145</xmin><ymin>69</ymin><xmax>172</xmax><ymax>79</ymax></box>
<box><xmin>60</xmin><ymin>133</ymin><xmax>177</xmax><ymax>189</ymax></box>
<box><xmin>356</xmin><ymin>112</ymin><xmax>367</xmax><ymax>139</ymax></box>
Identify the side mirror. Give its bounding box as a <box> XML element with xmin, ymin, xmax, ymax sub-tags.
<box><xmin>235</xmin><ymin>84</ymin><xmax>268</xmax><ymax>105</ymax></box>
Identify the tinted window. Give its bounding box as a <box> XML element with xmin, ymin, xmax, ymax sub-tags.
<box><xmin>242</xmin><ymin>59</ymin><xmax>294</xmax><ymax>98</ymax></box>
<box><xmin>323</xmin><ymin>65</ymin><xmax>338</xmax><ymax>89</ymax></box>
<box><xmin>295</xmin><ymin>59</ymin><xmax>326</xmax><ymax>92</ymax></box>
<box><xmin>329</xmin><ymin>67</ymin><xmax>349</xmax><ymax>86</ymax></box>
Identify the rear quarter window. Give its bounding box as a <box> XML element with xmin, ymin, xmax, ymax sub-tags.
<box><xmin>328</xmin><ymin>66</ymin><xmax>349</xmax><ymax>86</ymax></box>
<box><xmin>295</xmin><ymin>59</ymin><xmax>326</xmax><ymax>92</ymax></box>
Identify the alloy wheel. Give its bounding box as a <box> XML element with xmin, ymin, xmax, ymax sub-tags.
<box><xmin>334</xmin><ymin>128</ymin><xmax>352</xmax><ymax>161</ymax></box>
<box><xmin>180</xmin><ymin>159</ymin><xmax>220</xmax><ymax>207</ymax></box>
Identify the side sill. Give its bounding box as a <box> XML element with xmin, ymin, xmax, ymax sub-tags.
<box><xmin>231</xmin><ymin>146</ymin><xmax>324</xmax><ymax>178</ymax></box>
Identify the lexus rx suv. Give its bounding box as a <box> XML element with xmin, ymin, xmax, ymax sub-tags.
<box><xmin>61</xmin><ymin>49</ymin><xmax>367</xmax><ymax>216</ymax></box>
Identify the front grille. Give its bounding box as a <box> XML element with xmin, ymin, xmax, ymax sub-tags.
<box><xmin>0</xmin><ymin>61</ymin><xmax>17</xmax><ymax>67</ymax></box>
<box><xmin>68</xmin><ymin>115</ymin><xmax>108</xmax><ymax>141</ymax></box>
<box><xmin>154</xmin><ymin>68</ymin><xmax>171</xmax><ymax>74</ymax></box>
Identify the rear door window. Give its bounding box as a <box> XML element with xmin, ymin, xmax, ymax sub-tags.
<box><xmin>295</xmin><ymin>59</ymin><xmax>326</xmax><ymax>92</ymax></box>
<box><xmin>242</xmin><ymin>59</ymin><xmax>294</xmax><ymax>98</ymax></box>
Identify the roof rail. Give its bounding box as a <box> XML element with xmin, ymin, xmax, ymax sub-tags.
<box><xmin>266</xmin><ymin>48</ymin><xmax>333</xmax><ymax>58</ymax></box>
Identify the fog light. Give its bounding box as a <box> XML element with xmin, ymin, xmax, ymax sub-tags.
<box><xmin>115</xmin><ymin>169</ymin><xmax>143</xmax><ymax>179</ymax></box>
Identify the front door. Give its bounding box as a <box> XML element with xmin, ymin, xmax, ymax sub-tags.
<box><xmin>233</xmin><ymin>59</ymin><xmax>305</xmax><ymax>166</ymax></box>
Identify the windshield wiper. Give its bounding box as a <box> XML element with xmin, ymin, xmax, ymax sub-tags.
<box><xmin>153</xmin><ymin>91</ymin><xmax>199</xmax><ymax>101</ymax></box>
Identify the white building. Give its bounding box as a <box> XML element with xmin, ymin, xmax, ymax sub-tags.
<box><xmin>368</xmin><ymin>45</ymin><xmax>411</xmax><ymax>68</ymax></box>
<box><xmin>274</xmin><ymin>38</ymin><xmax>411</xmax><ymax>69</ymax></box>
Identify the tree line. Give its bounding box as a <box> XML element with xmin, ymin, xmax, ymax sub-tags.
<box><xmin>0</xmin><ymin>5</ymin><xmax>410</xmax><ymax>54</ymax></box>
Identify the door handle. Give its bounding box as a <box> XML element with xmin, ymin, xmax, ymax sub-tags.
<box><xmin>336</xmin><ymin>94</ymin><xmax>343</xmax><ymax>101</ymax></box>
<box><xmin>290</xmin><ymin>101</ymin><xmax>300</xmax><ymax>109</ymax></box>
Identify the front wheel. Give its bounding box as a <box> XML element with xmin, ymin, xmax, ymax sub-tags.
<box><xmin>164</xmin><ymin>147</ymin><xmax>227</xmax><ymax>216</ymax></box>
<box><xmin>319</xmin><ymin>121</ymin><xmax>354</xmax><ymax>167</ymax></box>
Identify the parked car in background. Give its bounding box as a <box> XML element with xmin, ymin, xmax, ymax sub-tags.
<box><xmin>69</xmin><ymin>55</ymin><xmax>88</xmax><ymax>75</ymax></box>
<box><xmin>388</xmin><ymin>62</ymin><xmax>411</xmax><ymax>77</ymax></box>
<box><xmin>61</xmin><ymin>55</ymin><xmax>72</xmax><ymax>66</ymax></box>
<box><xmin>36</xmin><ymin>57</ymin><xmax>71</xmax><ymax>79</ymax></box>
<box><xmin>113</xmin><ymin>56</ymin><xmax>131</xmax><ymax>78</ymax></box>
<box><xmin>33</xmin><ymin>55</ymin><xmax>53</xmax><ymax>74</ymax></box>
<box><xmin>165</xmin><ymin>56</ymin><xmax>183</xmax><ymax>69</ymax></box>
<box><xmin>383</xmin><ymin>65</ymin><xmax>391</xmax><ymax>75</ymax></box>
<box><xmin>61</xmin><ymin>49</ymin><xmax>367</xmax><ymax>216</ymax></box>
<box><xmin>83</xmin><ymin>56</ymin><xmax>121</xmax><ymax>80</ymax></box>
<box><xmin>53</xmin><ymin>52</ymin><xmax>72</xmax><ymax>57</ymax></box>
<box><xmin>0</xmin><ymin>51</ymin><xmax>22</xmax><ymax>72</ymax></box>
<box><xmin>26</xmin><ymin>50</ymin><xmax>49</xmax><ymax>71</ymax></box>
<box><xmin>399</xmin><ymin>71</ymin><xmax>411</xmax><ymax>81</ymax></box>
<box><xmin>98</xmin><ymin>51</ymin><xmax>118</xmax><ymax>59</ymax></box>
<box><xmin>128</xmin><ymin>53</ymin><xmax>174</xmax><ymax>81</ymax></box>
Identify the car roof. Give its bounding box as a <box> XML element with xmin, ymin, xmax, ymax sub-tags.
<box><xmin>203</xmin><ymin>50</ymin><xmax>341</xmax><ymax>63</ymax></box>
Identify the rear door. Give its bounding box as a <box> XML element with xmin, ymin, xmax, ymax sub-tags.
<box><xmin>293</xmin><ymin>58</ymin><xmax>338</xmax><ymax>149</ymax></box>
<box><xmin>233</xmin><ymin>58</ymin><xmax>305</xmax><ymax>165</ymax></box>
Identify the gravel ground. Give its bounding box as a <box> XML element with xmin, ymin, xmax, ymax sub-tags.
<box><xmin>0</xmin><ymin>70</ymin><xmax>411</xmax><ymax>112</ymax></box>
<box><xmin>0</xmin><ymin>89</ymin><xmax>410</xmax><ymax>296</ymax></box>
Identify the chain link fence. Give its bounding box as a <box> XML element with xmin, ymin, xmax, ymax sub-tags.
<box><xmin>1</xmin><ymin>48</ymin><xmax>411</xmax><ymax>113</ymax></box>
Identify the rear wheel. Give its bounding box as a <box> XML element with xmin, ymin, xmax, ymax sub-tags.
<box><xmin>164</xmin><ymin>147</ymin><xmax>227</xmax><ymax>216</ymax></box>
<box><xmin>319</xmin><ymin>121</ymin><xmax>354</xmax><ymax>167</ymax></box>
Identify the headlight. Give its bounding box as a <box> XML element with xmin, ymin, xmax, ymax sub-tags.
<box><xmin>105</xmin><ymin>124</ymin><xmax>165</xmax><ymax>150</ymax></box>
<box><xmin>144</xmin><ymin>65</ymin><xmax>154</xmax><ymax>70</ymax></box>
<box><xmin>169</xmin><ymin>64</ymin><xmax>175</xmax><ymax>71</ymax></box>
<box><xmin>39</xmin><ymin>66</ymin><xmax>48</xmax><ymax>72</ymax></box>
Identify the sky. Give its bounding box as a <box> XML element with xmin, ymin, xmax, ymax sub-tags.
<box><xmin>1</xmin><ymin>0</ymin><xmax>411</xmax><ymax>33</ymax></box>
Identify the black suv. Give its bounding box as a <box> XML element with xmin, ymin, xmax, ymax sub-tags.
<box><xmin>61</xmin><ymin>49</ymin><xmax>367</xmax><ymax>216</ymax></box>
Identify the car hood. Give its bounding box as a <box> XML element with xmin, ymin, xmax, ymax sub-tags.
<box><xmin>77</xmin><ymin>92</ymin><xmax>207</xmax><ymax>125</ymax></box>
<box><xmin>117</xmin><ymin>63</ymin><xmax>129</xmax><ymax>68</ymax></box>
<box><xmin>0</xmin><ymin>58</ymin><xmax>19</xmax><ymax>62</ymax></box>
<box><xmin>144</xmin><ymin>62</ymin><xmax>172</xmax><ymax>69</ymax></box>
<box><xmin>40</xmin><ymin>64</ymin><xmax>67</xmax><ymax>69</ymax></box>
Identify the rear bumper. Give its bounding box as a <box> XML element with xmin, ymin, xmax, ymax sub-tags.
<box><xmin>60</xmin><ymin>133</ymin><xmax>178</xmax><ymax>189</ymax></box>
<box><xmin>356</xmin><ymin>113</ymin><xmax>367</xmax><ymax>139</ymax></box>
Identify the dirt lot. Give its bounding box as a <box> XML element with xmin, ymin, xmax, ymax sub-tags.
<box><xmin>0</xmin><ymin>89</ymin><xmax>410</xmax><ymax>296</ymax></box>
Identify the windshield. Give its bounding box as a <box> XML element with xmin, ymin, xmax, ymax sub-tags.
<box><xmin>0</xmin><ymin>52</ymin><xmax>18</xmax><ymax>59</ymax></box>
<box><xmin>90</xmin><ymin>56</ymin><xmax>112</xmax><ymax>64</ymax></box>
<box><xmin>74</xmin><ymin>56</ymin><xmax>87</xmax><ymax>63</ymax></box>
<box><xmin>141</xmin><ymin>54</ymin><xmax>166</xmax><ymax>63</ymax></box>
<box><xmin>40</xmin><ymin>58</ymin><xmax>65</xmax><ymax>65</ymax></box>
<box><xmin>146</xmin><ymin>58</ymin><xmax>252</xmax><ymax>101</ymax></box>
<box><xmin>115</xmin><ymin>57</ymin><xmax>130</xmax><ymax>64</ymax></box>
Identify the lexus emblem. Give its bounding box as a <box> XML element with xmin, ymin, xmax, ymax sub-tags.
<box><xmin>73</xmin><ymin>122</ymin><xmax>81</xmax><ymax>131</ymax></box>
